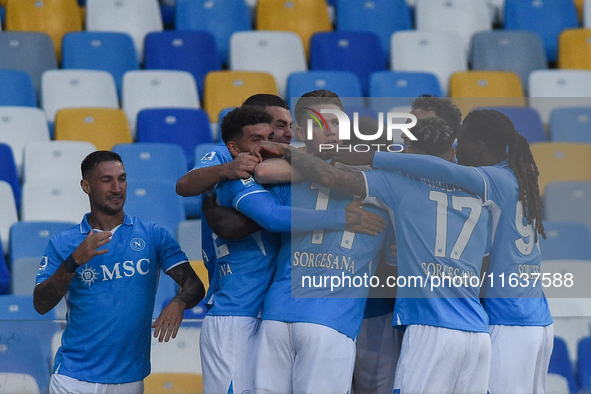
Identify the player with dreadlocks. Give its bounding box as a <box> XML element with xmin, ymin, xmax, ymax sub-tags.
<box><xmin>365</xmin><ymin>109</ymin><xmax>552</xmax><ymax>393</ymax></box>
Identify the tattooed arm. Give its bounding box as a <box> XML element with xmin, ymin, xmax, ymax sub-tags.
<box><xmin>255</xmin><ymin>142</ymin><xmax>367</xmax><ymax>198</ymax></box>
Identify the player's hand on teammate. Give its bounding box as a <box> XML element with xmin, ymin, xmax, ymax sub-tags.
<box><xmin>344</xmin><ymin>199</ymin><xmax>386</xmax><ymax>236</ymax></box>
<box><xmin>252</xmin><ymin>141</ymin><xmax>289</xmax><ymax>161</ymax></box>
<box><xmin>222</xmin><ymin>152</ymin><xmax>260</xmax><ymax>180</ymax></box>
<box><xmin>152</xmin><ymin>299</ymin><xmax>185</xmax><ymax>343</ymax></box>
<box><xmin>71</xmin><ymin>230</ymin><xmax>112</xmax><ymax>265</ymax></box>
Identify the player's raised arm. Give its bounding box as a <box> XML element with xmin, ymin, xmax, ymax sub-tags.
<box><xmin>255</xmin><ymin>142</ymin><xmax>367</xmax><ymax>198</ymax></box>
<box><xmin>34</xmin><ymin>230</ymin><xmax>112</xmax><ymax>315</ymax></box>
<box><xmin>152</xmin><ymin>262</ymin><xmax>205</xmax><ymax>343</ymax></box>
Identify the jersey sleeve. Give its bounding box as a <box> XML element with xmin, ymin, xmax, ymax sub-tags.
<box><xmin>152</xmin><ymin>224</ymin><xmax>190</xmax><ymax>273</ymax></box>
<box><xmin>35</xmin><ymin>237</ymin><xmax>69</xmax><ymax>285</ymax></box>
<box><xmin>372</xmin><ymin>152</ymin><xmax>486</xmax><ymax>198</ymax></box>
<box><xmin>220</xmin><ymin>177</ymin><xmax>346</xmax><ymax>233</ymax></box>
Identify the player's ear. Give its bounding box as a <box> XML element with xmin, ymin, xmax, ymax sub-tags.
<box><xmin>80</xmin><ymin>179</ymin><xmax>90</xmax><ymax>195</ymax></box>
<box><xmin>226</xmin><ymin>141</ymin><xmax>240</xmax><ymax>157</ymax></box>
<box><xmin>295</xmin><ymin>124</ymin><xmax>306</xmax><ymax>142</ymax></box>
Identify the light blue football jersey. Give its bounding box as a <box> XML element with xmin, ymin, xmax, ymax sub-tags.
<box><xmin>261</xmin><ymin>181</ymin><xmax>388</xmax><ymax>340</ymax></box>
<box><xmin>36</xmin><ymin>214</ymin><xmax>189</xmax><ymax>384</ymax></box>
<box><xmin>363</xmin><ymin>169</ymin><xmax>491</xmax><ymax>333</ymax></box>
<box><xmin>372</xmin><ymin>153</ymin><xmax>553</xmax><ymax>327</ymax></box>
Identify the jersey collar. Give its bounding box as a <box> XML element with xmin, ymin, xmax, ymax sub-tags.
<box><xmin>79</xmin><ymin>213</ymin><xmax>134</xmax><ymax>234</ymax></box>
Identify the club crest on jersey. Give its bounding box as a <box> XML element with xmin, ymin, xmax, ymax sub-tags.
<box><xmin>200</xmin><ymin>151</ymin><xmax>216</xmax><ymax>162</ymax></box>
<box><xmin>130</xmin><ymin>238</ymin><xmax>146</xmax><ymax>251</ymax></box>
<box><xmin>79</xmin><ymin>266</ymin><xmax>99</xmax><ymax>287</ymax></box>
<box><xmin>241</xmin><ymin>176</ymin><xmax>255</xmax><ymax>187</ymax></box>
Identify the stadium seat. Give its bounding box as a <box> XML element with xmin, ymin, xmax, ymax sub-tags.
<box><xmin>473</xmin><ymin>106</ymin><xmax>547</xmax><ymax>144</ymax></box>
<box><xmin>586</xmin><ymin>0</ymin><xmax>591</xmax><ymax>27</ymax></box>
<box><xmin>256</xmin><ymin>0</ymin><xmax>332</xmax><ymax>57</ymax></box>
<box><xmin>558</xmin><ymin>28</ymin><xmax>591</xmax><ymax>71</ymax></box>
<box><xmin>62</xmin><ymin>31</ymin><xmax>139</xmax><ymax>97</ymax></box>
<box><xmin>144</xmin><ymin>30</ymin><xmax>221</xmax><ymax>100</ymax></box>
<box><xmin>544</xmin><ymin>181</ymin><xmax>591</xmax><ymax>234</ymax></box>
<box><xmin>449</xmin><ymin>71</ymin><xmax>525</xmax><ymax>117</ymax></box>
<box><xmin>335</xmin><ymin>0</ymin><xmax>412</xmax><ymax>62</ymax></box>
<box><xmin>503</xmin><ymin>0</ymin><xmax>578</xmax><ymax>63</ymax></box>
<box><xmin>470</xmin><ymin>30</ymin><xmax>547</xmax><ymax>93</ymax></box>
<box><xmin>577</xmin><ymin>336</ymin><xmax>591</xmax><ymax>391</ymax></box>
<box><xmin>144</xmin><ymin>373</ymin><xmax>203</xmax><ymax>393</ymax></box>
<box><xmin>390</xmin><ymin>30</ymin><xmax>467</xmax><ymax>96</ymax></box>
<box><xmin>203</xmin><ymin>71</ymin><xmax>278</xmax><ymax>123</ymax></box>
<box><xmin>530</xmin><ymin>143</ymin><xmax>591</xmax><ymax>195</ymax></box>
<box><xmin>0</xmin><ymin>181</ymin><xmax>17</xmax><ymax>259</ymax></box>
<box><xmin>125</xmin><ymin>179</ymin><xmax>186</xmax><ymax>237</ymax></box>
<box><xmin>9</xmin><ymin>221</ymin><xmax>76</xmax><ymax>264</ymax></box>
<box><xmin>368</xmin><ymin>71</ymin><xmax>442</xmax><ymax>114</ymax></box>
<box><xmin>136</xmin><ymin>109</ymin><xmax>213</xmax><ymax>168</ymax></box>
<box><xmin>85</xmin><ymin>0</ymin><xmax>163</xmax><ymax>63</ymax></box>
<box><xmin>54</xmin><ymin>108</ymin><xmax>132</xmax><ymax>151</ymax></box>
<box><xmin>21</xmin><ymin>180</ymin><xmax>90</xmax><ymax>222</ymax></box>
<box><xmin>22</xmin><ymin>140</ymin><xmax>96</xmax><ymax>184</ymax></box>
<box><xmin>121</xmin><ymin>70</ymin><xmax>200</xmax><ymax>137</ymax></box>
<box><xmin>549</xmin><ymin>336</ymin><xmax>579</xmax><ymax>393</ymax></box>
<box><xmin>310</xmin><ymin>31</ymin><xmax>386</xmax><ymax>96</ymax></box>
<box><xmin>41</xmin><ymin>70</ymin><xmax>119</xmax><ymax>124</ymax></box>
<box><xmin>175</xmin><ymin>0</ymin><xmax>251</xmax><ymax>66</ymax></box>
<box><xmin>0</xmin><ymin>107</ymin><xmax>51</xmax><ymax>177</ymax></box>
<box><xmin>0</xmin><ymin>31</ymin><xmax>57</xmax><ymax>96</ymax></box>
<box><xmin>415</xmin><ymin>0</ymin><xmax>491</xmax><ymax>58</ymax></box>
<box><xmin>10</xmin><ymin>257</ymin><xmax>43</xmax><ymax>296</ymax></box>
<box><xmin>176</xmin><ymin>219</ymin><xmax>202</xmax><ymax>262</ymax></box>
<box><xmin>229</xmin><ymin>31</ymin><xmax>307</xmax><ymax>99</ymax></box>
<box><xmin>528</xmin><ymin>70</ymin><xmax>591</xmax><ymax>124</ymax></box>
<box><xmin>0</xmin><ymin>70</ymin><xmax>37</xmax><ymax>107</ymax></box>
<box><xmin>4</xmin><ymin>0</ymin><xmax>82</xmax><ymax>61</ymax></box>
<box><xmin>550</xmin><ymin>107</ymin><xmax>591</xmax><ymax>143</ymax></box>
<box><xmin>287</xmin><ymin>71</ymin><xmax>364</xmax><ymax>109</ymax></box>
<box><xmin>113</xmin><ymin>142</ymin><xmax>187</xmax><ymax>183</ymax></box>
<box><xmin>0</xmin><ymin>143</ymin><xmax>21</xmax><ymax>209</ymax></box>
<box><xmin>540</xmin><ymin>220</ymin><xmax>591</xmax><ymax>261</ymax></box>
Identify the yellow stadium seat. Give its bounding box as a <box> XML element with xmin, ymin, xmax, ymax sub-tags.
<box><xmin>5</xmin><ymin>0</ymin><xmax>83</xmax><ymax>61</ymax></box>
<box><xmin>144</xmin><ymin>373</ymin><xmax>204</xmax><ymax>394</ymax></box>
<box><xmin>558</xmin><ymin>28</ymin><xmax>591</xmax><ymax>70</ymax></box>
<box><xmin>54</xmin><ymin>108</ymin><xmax>132</xmax><ymax>151</ymax></box>
<box><xmin>449</xmin><ymin>71</ymin><xmax>525</xmax><ymax>117</ymax></box>
<box><xmin>256</xmin><ymin>0</ymin><xmax>332</xmax><ymax>57</ymax></box>
<box><xmin>203</xmin><ymin>71</ymin><xmax>278</xmax><ymax>123</ymax></box>
<box><xmin>530</xmin><ymin>142</ymin><xmax>591</xmax><ymax>194</ymax></box>
<box><xmin>190</xmin><ymin>260</ymin><xmax>209</xmax><ymax>291</ymax></box>
<box><xmin>575</xmin><ymin>0</ymin><xmax>584</xmax><ymax>22</ymax></box>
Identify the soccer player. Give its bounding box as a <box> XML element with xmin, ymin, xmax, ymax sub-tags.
<box><xmin>256</xmin><ymin>116</ymin><xmax>493</xmax><ymax>393</ymax></box>
<box><xmin>367</xmin><ymin>109</ymin><xmax>552</xmax><ymax>393</ymax></box>
<box><xmin>200</xmin><ymin>105</ymin><xmax>385</xmax><ymax>394</ymax></box>
<box><xmin>253</xmin><ymin>90</ymin><xmax>389</xmax><ymax>394</ymax></box>
<box><xmin>34</xmin><ymin>151</ymin><xmax>205</xmax><ymax>394</ymax></box>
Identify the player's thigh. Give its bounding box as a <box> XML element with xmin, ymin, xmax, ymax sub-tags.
<box><xmin>254</xmin><ymin>320</ymin><xmax>294</xmax><ymax>394</ymax></box>
<box><xmin>50</xmin><ymin>374</ymin><xmax>143</xmax><ymax>394</ymax></box>
<box><xmin>292</xmin><ymin>322</ymin><xmax>356</xmax><ymax>394</ymax></box>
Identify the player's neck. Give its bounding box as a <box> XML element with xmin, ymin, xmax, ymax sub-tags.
<box><xmin>87</xmin><ymin>211</ymin><xmax>125</xmax><ymax>232</ymax></box>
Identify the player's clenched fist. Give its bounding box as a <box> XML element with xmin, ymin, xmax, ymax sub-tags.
<box><xmin>222</xmin><ymin>152</ymin><xmax>260</xmax><ymax>180</ymax></box>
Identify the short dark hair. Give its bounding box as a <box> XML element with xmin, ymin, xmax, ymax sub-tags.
<box><xmin>409</xmin><ymin>117</ymin><xmax>456</xmax><ymax>157</ymax></box>
<box><xmin>243</xmin><ymin>94</ymin><xmax>289</xmax><ymax>110</ymax></box>
<box><xmin>81</xmin><ymin>151</ymin><xmax>123</xmax><ymax>179</ymax></box>
<box><xmin>221</xmin><ymin>106</ymin><xmax>273</xmax><ymax>144</ymax></box>
<box><xmin>411</xmin><ymin>95</ymin><xmax>462</xmax><ymax>134</ymax></box>
<box><xmin>294</xmin><ymin>89</ymin><xmax>344</xmax><ymax>126</ymax></box>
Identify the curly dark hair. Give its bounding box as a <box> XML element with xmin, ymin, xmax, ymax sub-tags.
<box><xmin>411</xmin><ymin>95</ymin><xmax>462</xmax><ymax>135</ymax></box>
<box><xmin>409</xmin><ymin>117</ymin><xmax>456</xmax><ymax>157</ymax></box>
<box><xmin>221</xmin><ymin>106</ymin><xmax>273</xmax><ymax>144</ymax></box>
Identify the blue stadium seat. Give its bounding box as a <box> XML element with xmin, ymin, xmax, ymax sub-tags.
<box><xmin>577</xmin><ymin>336</ymin><xmax>591</xmax><ymax>391</ymax></box>
<box><xmin>287</xmin><ymin>71</ymin><xmax>364</xmax><ymax>109</ymax></box>
<box><xmin>336</xmin><ymin>0</ymin><xmax>412</xmax><ymax>62</ymax></box>
<box><xmin>136</xmin><ymin>108</ymin><xmax>214</xmax><ymax>169</ymax></box>
<box><xmin>473</xmin><ymin>106</ymin><xmax>546</xmax><ymax>144</ymax></box>
<box><xmin>0</xmin><ymin>31</ymin><xmax>57</xmax><ymax>96</ymax></box>
<box><xmin>9</xmin><ymin>221</ymin><xmax>76</xmax><ymax>265</ymax></box>
<box><xmin>544</xmin><ymin>181</ymin><xmax>591</xmax><ymax>233</ymax></box>
<box><xmin>540</xmin><ymin>220</ymin><xmax>591</xmax><ymax>261</ymax></box>
<box><xmin>144</xmin><ymin>30</ymin><xmax>221</xmax><ymax>100</ymax></box>
<box><xmin>125</xmin><ymin>179</ymin><xmax>186</xmax><ymax>237</ymax></box>
<box><xmin>549</xmin><ymin>336</ymin><xmax>579</xmax><ymax>393</ymax></box>
<box><xmin>470</xmin><ymin>30</ymin><xmax>548</xmax><ymax>93</ymax></box>
<box><xmin>0</xmin><ymin>143</ymin><xmax>21</xmax><ymax>210</ymax></box>
<box><xmin>62</xmin><ymin>31</ymin><xmax>139</xmax><ymax>97</ymax></box>
<box><xmin>0</xmin><ymin>70</ymin><xmax>37</xmax><ymax>107</ymax></box>
<box><xmin>310</xmin><ymin>31</ymin><xmax>386</xmax><ymax>96</ymax></box>
<box><xmin>368</xmin><ymin>71</ymin><xmax>442</xmax><ymax>114</ymax></box>
<box><xmin>175</xmin><ymin>0</ymin><xmax>251</xmax><ymax>66</ymax></box>
<box><xmin>550</xmin><ymin>107</ymin><xmax>591</xmax><ymax>143</ymax></box>
<box><xmin>503</xmin><ymin>0</ymin><xmax>578</xmax><ymax>63</ymax></box>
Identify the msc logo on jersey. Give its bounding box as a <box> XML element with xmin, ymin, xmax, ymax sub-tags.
<box><xmin>130</xmin><ymin>238</ymin><xmax>146</xmax><ymax>251</ymax></box>
<box><xmin>200</xmin><ymin>151</ymin><xmax>216</xmax><ymax>162</ymax></box>
<box><xmin>80</xmin><ymin>259</ymin><xmax>152</xmax><ymax>287</ymax></box>
<box><xmin>79</xmin><ymin>266</ymin><xmax>99</xmax><ymax>287</ymax></box>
